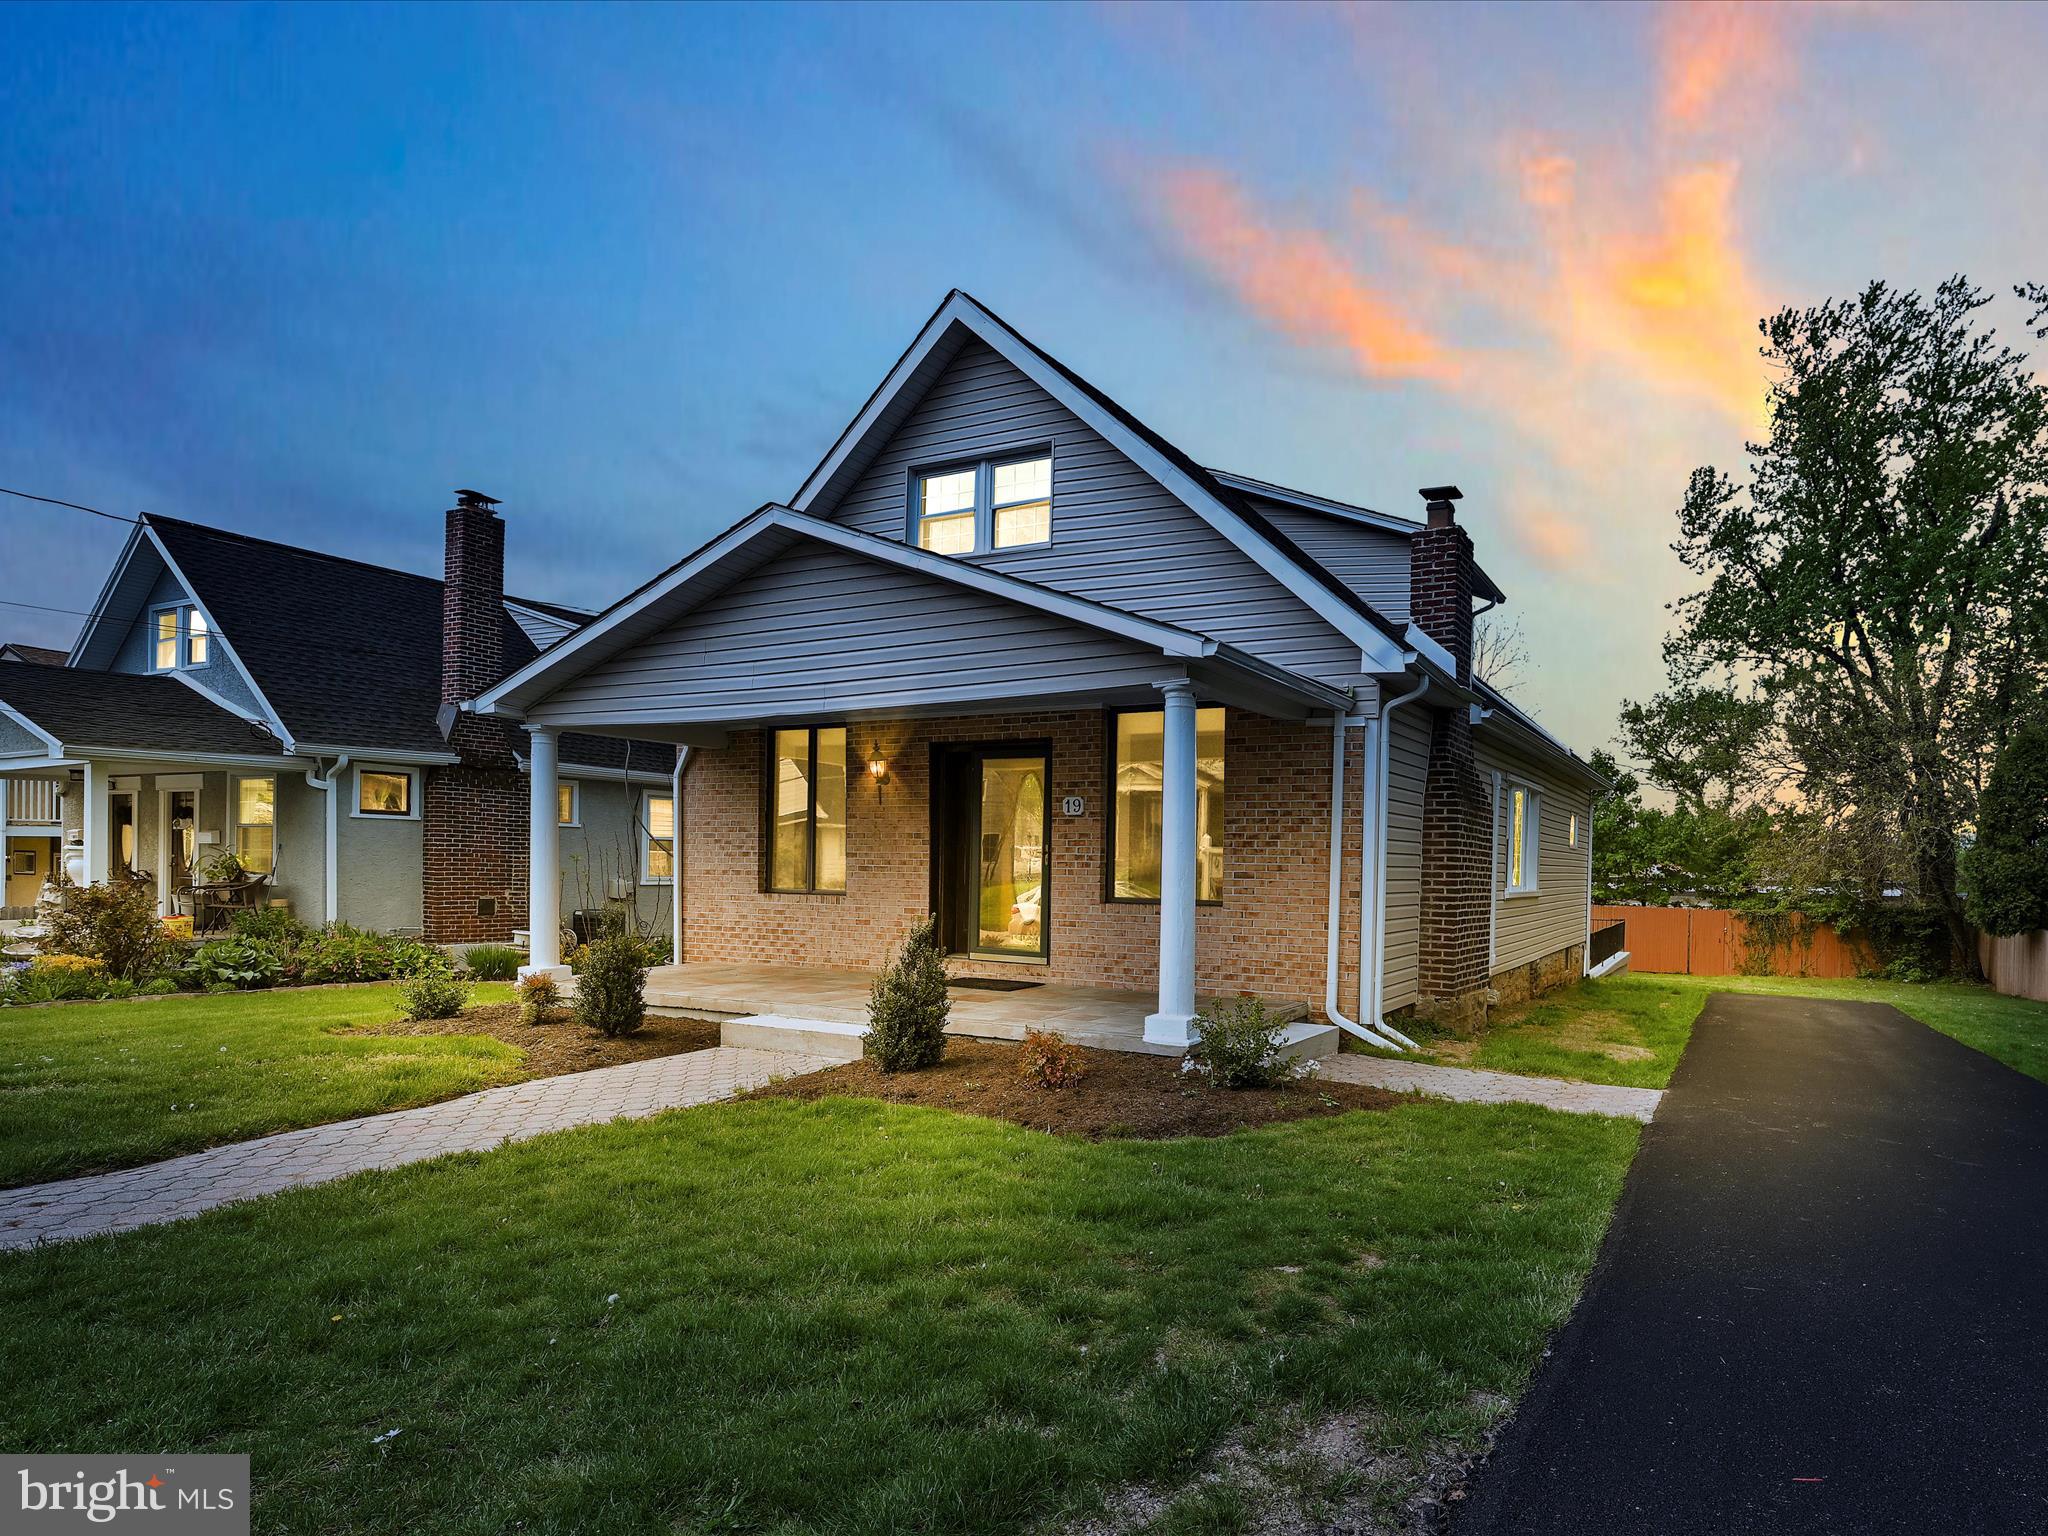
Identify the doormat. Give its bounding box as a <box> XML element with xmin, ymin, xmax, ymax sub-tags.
<box><xmin>949</xmin><ymin>977</ymin><xmax>1044</xmax><ymax>992</ymax></box>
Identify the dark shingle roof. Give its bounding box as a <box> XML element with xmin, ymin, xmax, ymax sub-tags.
<box><xmin>144</xmin><ymin>516</ymin><xmax>667</xmax><ymax>770</ymax></box>
<box><xmin>0</xmin><ymin>643</ymin><xmax>69</xmax><ymax>666</ymax></box>
<box><xmin>0</xmin><ymin>666</ymin><xmax>286</xmax><ymax>756</ymax></box>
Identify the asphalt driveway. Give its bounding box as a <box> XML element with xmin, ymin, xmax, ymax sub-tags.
<box><xmin>1458</xmin><ymin>993</ymin><xmax>2048</xmax><ymax>1535</ymax></box>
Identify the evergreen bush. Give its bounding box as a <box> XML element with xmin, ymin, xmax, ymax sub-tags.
<box><xmin>574</xmin><ymin>935</ymin><xmax>647</xmax><ymax>1037</ymax></box>
<box><xmin>864</xmin><ymin>916</ymin><xmax>950</xmax><ymax>1073</ymax></box>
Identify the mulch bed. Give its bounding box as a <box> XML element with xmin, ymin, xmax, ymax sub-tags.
<box><xmin>747</xmin><ymin>1039</ymin><xmax>1402</xmax><ymax>1140</ymax></box>
<box><xmin>356</xmin><ymin>1003</ymin><xmax>721</xmax><ymax>1078</ymax></box>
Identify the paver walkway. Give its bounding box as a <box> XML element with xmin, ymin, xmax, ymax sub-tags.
<box><xmin>1458</xmin><ymin>994</ymin><xmax>2048</xmax><ymax>1535</ymax></box>
<box><xmin>1318</xmin><ymin>1053</ymin><xmax>1662</xmax><ymax>1121</ymax></box>
<box><xmin>0</xmin><ymin>1045</ymin><xmax>832</xmax><ymax>1251</ymax></box>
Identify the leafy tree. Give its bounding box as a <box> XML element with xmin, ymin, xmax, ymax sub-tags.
<box><xmin>1967</xmin><ymin>717</ymin><xmax>2048</xmax><ymax>936</ymax></box>
<box><xmin>1629</xmin><ymin>278</ymin><xmax>2048</xmax><ymax>969</ymax></box>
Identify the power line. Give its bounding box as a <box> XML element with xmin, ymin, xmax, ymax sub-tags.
<box><xmin>0</xmin><ymin>597</ymin><xmax>102</xmax><ymax>620</ymax></box>
<box><xmin>0</xmin><ymin>484</ymin><xmax>141</xmax><ymax>525</ymax></box>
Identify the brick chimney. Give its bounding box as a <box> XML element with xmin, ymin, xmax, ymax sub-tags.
<box><xmin>1409</xmin><ymin>485</ymin><xmax>1475</xmax><ymax>684</ymax></box>
<box><xmin>442</xmin><ymin>489</ymin><xmax>505</xmax><ymax>715</ymax></box>
<box><xmin>1409</xmin><ymin>484</ymin><xmax>1492</xmax><ymax>1027</ymax></box>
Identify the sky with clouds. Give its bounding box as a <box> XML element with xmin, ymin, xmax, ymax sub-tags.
<box><xmin>4</xmin><ymin>1</ymin><xmax>2045</xmax><ymax>754</ymax></box>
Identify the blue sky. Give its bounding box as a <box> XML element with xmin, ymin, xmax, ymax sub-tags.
<box><xmin>4</xmin><ymin>1</ymin><xmax>2045</xmax><ymax>754</ymax></box>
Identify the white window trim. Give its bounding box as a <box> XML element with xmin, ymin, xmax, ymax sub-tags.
<box><xmin>148</xmin><ymin>603</ymin><xmax>208</xmax><ymax>673</ymax></box>
<box><xmin>910</xmin><ymin>446</ymin><xmax>1055</xmax><ymax>558</ymax></box>
<box><xmin>231</xmin><ymin>774</ymin><xmax>277</xmax><ymax>875</ymax></box>
<box><xmin>558</xmin><ymin>779</ymin><xmax>581</xmax><ymax>828</ymax></box>
<box><xmin>1504</xmin><ymin>782</ymin><xmax>1541</xmax><ymax>897</ymax></box>
<box><xmin>640</xmin><ymin>789</ymin><xmax>675</xmax><ymax>886</ymax></box>
<box><xmin>351</xmin><ymin>765</ymin><xmax>420</xmax><ymax>820</ymax></box>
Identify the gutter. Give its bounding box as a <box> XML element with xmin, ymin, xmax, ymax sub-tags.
<box><xmin>1323</xmin><ymin>715</ymin><xmax>1401</xmax><ymax>1050</ymax></box>
<box><xmin>302</xmin><ymin>755</ymin><xmax>351</xmax><ymax>925</ymax></box>
<box><xmin>1368</xmin><ymin>675</ymin><xmax>1430</xmax><ymax>1049</ymax></box>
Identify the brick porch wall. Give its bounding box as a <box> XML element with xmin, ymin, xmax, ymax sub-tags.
<box><xmin>677</xmin><ymin>708</ymin><xmax>1366</xmax><ymax>1018</ymax></box>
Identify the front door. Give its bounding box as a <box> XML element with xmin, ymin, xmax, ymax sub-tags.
<box><xmin>165</xmin><ymin>790</ymin><xmax>196</xmax><ymax>910</ymax></box>
<box><xmin>932</xmin><ymin>742</ymin><xmax>1049</xmax><ymax>961</ymax></box>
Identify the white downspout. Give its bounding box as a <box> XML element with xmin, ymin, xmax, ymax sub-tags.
<box><xmin>1324</xmin><ymin>714</ymin><xmax>1400</xmax><ymax>1050</ymax></box>
<box><xmin>303</xmin><ymin>754</ymin><xmax>348</xmax><ymax>926</ymax></box>
<box><xmin>1370</xmin><ymin>675</ymin><xmax>1431</xmax><ymax>1049</ymax></box>
<box><xmin>670</xmin><ymin>746</ymin><xmax>691</xmax><ymax>964</ymax></box>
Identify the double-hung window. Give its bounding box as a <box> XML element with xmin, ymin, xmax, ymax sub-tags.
<box><xmin>1107</xmin><ymin>706</ymin><xmax>1226</xmax><ymax>902</ymax></box>
<box><xmin>235</xmin><ymin>776</ymin><xmax>275</xmax><ymax>874</ymax></box>
<box><xmin>150</xmin><ymin>605</ymin><xmax>209</xmax><ymax>670</ymax></box>
<box><xmin>765</xmin><ymin>726</ymin><xmax>847</xmax><ymax>893</ymax></box>
<box><xmin>1505</xmin><ymin>783</ymin><xmax>1540</xmax><ymax>895</ymax></box>
<box><xmin>914</xmin><ymin>452</ymin><xmax>1052</xmax><ymax>555</ymax></box>
<box><xmin>642</xmin><ymin>793</ymin><xmax>674</xmax><ymax>885</ymax></box>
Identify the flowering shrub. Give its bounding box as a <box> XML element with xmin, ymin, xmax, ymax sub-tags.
<box><xmin>518</xmin><ymin>972</ymin><xmax>563</xmax><ymax>1026</ymax></box>
<box><xmin>1018</xmin><ymin>1028</ymin><xmax>1087</xmax><ymax>1090</ymax></box>
<box><xmin>4</xmin><ymin>954</ymin><xmax>112</xmax><ymax>1004</ymax></box>
<box><xmin>297</xmin><ymin>927</ymin><xmax>395</xmax><ymax>984</ymax></box>
<box><xmin>1182</xmin><ymin>997</ymin><xmax>1314</xmax><ymax>1090</ymax></box>
<box><xmin>38</xmin><ymin>879</ymin><xmax>171</xmax><ymax>981</ymax></box>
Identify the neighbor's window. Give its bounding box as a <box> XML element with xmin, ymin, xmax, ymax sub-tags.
<box><xmin>642</xmin><ymin>793</ymin><xmax>674</xmax><ymax>884</ymax></box>
<box><xmin>357</xmin><ymin>768</ymin><xmax>413</xmax><ymax>817</ymax></box>
<box><xmin>1506</xmin><ymin>784</ymin><xmax>1540</xmax><ymax>894</ymax></box>
<box><xmin>558</xmin><ymin>781</ymin><xmax>579</xmax><ymax>827</ymax></box>
<box><xmin>235</xmin><ymin>776</ymin><xmax>275</xmax><ymax>875</ymax></box>
<box><xmin>913</xmin><ymin>453</ymin><xmax>1053</xmax><ymax>555</ymax></box>
<box><xmin>151</xmin><ymin>605</ymin><xmax>208</xmax><ymax>671</ymax></box>
<box><xmin>1109</xmin><ymin>706</ymin><xmax>1225</xmax><ymax>902</ymax></box>
<box><xmin>766</xmin><ymin>725</ymin><xmax>847</xmax><ymax>893</ymax></box>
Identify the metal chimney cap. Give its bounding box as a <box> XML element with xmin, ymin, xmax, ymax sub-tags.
<box><xmin>1418</xmin><ymin>485</ymin><xmax>1463</xmax><ymax>505</ymax></box>
<box><xmin>454</xmin><ymin>488</ymin><xmax>501</xmax><ymax>509</ymax></box>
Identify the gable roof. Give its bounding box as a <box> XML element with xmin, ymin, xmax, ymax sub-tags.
<box><xmin>0</xmin><ymin>643</ymin><xmax>68</xmax><ymax>666</ymax></box>
<box><xmin>0</xmin><ymin>666</ymin><xmax>287</xmax><ymax>760</ymax></box>
<box><xmin>788</xmin><ymin>291</ymin><xmax>1419</xmax><ymax>676</ymax></box>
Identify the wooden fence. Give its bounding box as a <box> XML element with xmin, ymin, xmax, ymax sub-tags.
<box><xmin>1592</xmin><ymin>905</ymin><xmax>1870</xmax><ymax>979</ymax></box>
<box><xmin>1980</xmin><ymin>930</ymin><xmax>2048</xmax><ymax>1004</ymax></box>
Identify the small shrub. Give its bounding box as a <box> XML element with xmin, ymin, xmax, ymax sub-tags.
<box><xmin>298</xmin><ymin>926</ymin><xmax>396</xmax><ymax>984</ymax></box>
<box><xmin>230</xmin><ymin>907</ymin><xmax>311</xmax><ymax>945</ymax></box>
<box><xmin>183</xmin><ymin>938</ymin><xmax>285</xmax><ymax>991</ymax></box>
<box><xmin>1183</xmin><ymin>996</ymin><xmax>1310</xmax><ymax>1090</ymax></box>
<box><xmin>389</xmin><ymin>938</ymin><xmax>453</xmax><ymax>979</ymax></box>
<box><xmin>574</xmin><ymin>935</ymin><xmax>647</xmax><ymax>1037</ymax></box>
<box><xmin>38</xmin><ymin>878</ymin><xmax>171</xmax><ymax>981</ymax></box>
<box><xmin>399</xmin><ymin>971</ymin><xmax>473</xmax><ymax>1021</ymax></box>
<box><xmin>15</xmin><ymin>954</ymin><xmax>112</xmax><ymax>1002</ymax></box>
<box><xmin>518</xmin><ymin>971</ymin><xmax>563</xmax><ymax>1026</ymax></box>
<box><xmin>137</xmin><ymin>976</ymin><xmax>178</xmax><ymax>996</ymax></box>
<box><xmin>464</xmin><ymin>943</ymin><xmax>524</xmax><ymax>981</ymax></box>
<box><xmin>865</xmin><ymin>916</ymin><xmax>950</xmax><ymax>1074</ymax></box>
<box><xmin>1018</xmin><ymin>1028</ymin><xmax>1087</xmax><ymax>1091</ymax></box>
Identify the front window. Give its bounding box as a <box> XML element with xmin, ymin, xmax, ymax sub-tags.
<box><xmin>151</xmin><ymin>605</ymin><xmax>208</xmax><ymax>671</ymax></box>
<box><xmin>235</xmin><ymin>776</ymin><xmax>275</xmax><ymax>875</ymax></box>
<box><xmin>765</xmin><ymin>725</ymin><xmax>847</xmax><ymax>893</ymax></box>
<box><xmin>1506</xmin><ymin>784</ymin><xmax>1540</xmax><ymax>894</ymax></box>
<box><xmin>558</xmin><ymin>782</ymin><xmax>579</xmax><ymax>827</ymax></box>
<box><xmin>357</xmin><ymin>769</ymin><xmax>413</xmax><ymax>817</ymax></box>
<box><xmin>913</xmin><ymin>452</ymin><xmax>1053</xmax><ymax>555</ymax></box>
<box><xmin>642</xmin><ymin>793</ymin><xmax>674</xmax><ymax>884</ymax></box>
<box><xmin>1110</xmin><ymin>706</ymin><xmax>1225</xmax><ymax>902</ymax></box>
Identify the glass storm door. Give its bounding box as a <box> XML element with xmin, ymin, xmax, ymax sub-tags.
<box><xmin>934</xmin><ymin>745</ymin><xmax>1049</xmax><ymax>960</ymax></box>
<box><xmin>167</xmin><ymin>791</ymin><xmax>196</xmax><ymax>895</ymax></box>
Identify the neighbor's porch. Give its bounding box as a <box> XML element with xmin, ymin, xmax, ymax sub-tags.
<box><xmin>635</xmin><ymin>960</ymin><xmax>1313</xmax><ymax>1057</ymax></box>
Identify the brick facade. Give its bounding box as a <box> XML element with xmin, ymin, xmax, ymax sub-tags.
<box><xmin>675</xmin><ymin>708</ymin><xmax>1367</xmax><ymax>1017</ymax></box>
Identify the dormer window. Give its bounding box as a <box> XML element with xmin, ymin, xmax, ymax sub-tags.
<box><xmin>914</xmin><ymin>452</ymin><xmax>1053</xmax><ymax>555</ymax></box>
<box><xmin>150</xmin><ymin>604</ymin><xmax>209</xmax><ymax>671</ymax></box>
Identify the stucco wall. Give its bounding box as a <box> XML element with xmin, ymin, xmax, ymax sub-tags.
<box><xmin>559</xmin><ymin>775</ymin><xmax>670</xmax><ymax>936</ymax></box>
<box><xmin>337</xmin><ymin>790</ymin><xmax>424</xmax><ymax>933</ymax></box>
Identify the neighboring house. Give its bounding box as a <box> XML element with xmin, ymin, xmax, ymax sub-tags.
<box><xmin>0</xmin><ymin>643</ymin><xmax>68</xmax><ymax>666</ymax></box>
<box><xmin>0</xmin><ymin>496</ymin><xmax>676</xmax><ymax>938</ymax></box>
<box><xmin>475</xmin><ymin>292</ymin><xmax>1606</xmax><ymax>1042</ymax></box>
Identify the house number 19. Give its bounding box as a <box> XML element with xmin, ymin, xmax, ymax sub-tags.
<box><xmin>1060</xmin><ymin>795</ymin><xmax>1085</xmax><ymax>817</ymax></box>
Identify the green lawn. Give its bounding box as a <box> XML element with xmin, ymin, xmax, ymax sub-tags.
<box><xmin>1394</xmin><ymin>972</ymin><xmax>2048</xmax><ymax>1091</ymax></box>
<box><xmin>0</xmin><ymin>984</ymin><xmax>516</xmax><ymax>1187</ymax></box>
<box><xmin>0</xmin><ymin>1094</ymin><xmax>1637</xmax><ymax>1535</ymax></box>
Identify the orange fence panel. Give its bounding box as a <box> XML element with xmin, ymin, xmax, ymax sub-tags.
<box><xmin>1592</xmin><ymin>906</ymin><xmax>1873</xmax><ymax>978</ymax></box>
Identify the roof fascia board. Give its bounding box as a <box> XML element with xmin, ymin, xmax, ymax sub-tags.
<box><xmin>71</xmin><ymin>748</ymin><xmax>306</xmax><ymax>769</ymax></box>
<box><xmin>143</xmin><ymin>523</ymin><xmax>298</xmax><ymax>749</ymax></box>
<box><xmin>475</xmin><ymin>506</ymin><xmax>1218</xmax><ymax>717</ymax></box>
<box><xmin>1208</xmin><ymin>471</ymin><xmax>1421</xmax><ymax>536</ymax></box>
<box><xmin>291</xmin><ymin>744</ymin><xmax>461</xmax><ymax>766</ymax></box>
<box><xmin>1471</xmin><ymin>701</ymin><xmax>1610</xmax><ymax>790</ymax></box>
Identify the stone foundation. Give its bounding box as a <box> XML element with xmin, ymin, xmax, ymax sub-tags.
<box><xmin>1488</xmin><ymin>940</ymin><xmax>1586</xmax><ymax>1008</ymax></box>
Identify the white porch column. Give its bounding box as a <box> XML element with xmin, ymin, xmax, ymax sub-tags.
<box><xmin>1143</xmin><ymin>679</ymin><xmax>1200</xmax><ymax>1046</ymax></box>
<box><xmin>81</xmin><ymin>760</ymin><xmax>109</xmax><ymax>886</ymax></box>
<box><xmin>522</xmin><ymin>725</ymin><xmax>568</xmax><ymax>980</ymax></box>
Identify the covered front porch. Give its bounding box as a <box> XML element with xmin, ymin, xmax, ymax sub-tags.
<box><xmin>635</xmin><ymin>961</ymin><xmax>1317</xmax><ymax>1057</ymax></box>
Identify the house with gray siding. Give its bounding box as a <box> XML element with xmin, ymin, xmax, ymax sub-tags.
<box><xmin>0</xmin><ymin>497</ymin><xmax>675</xmax><ymax>948</ymax></box>
<box><xmin>475</xmin><ymin>291</ymin><xmax>1609</xmax><ymax>1045</ymax></box>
